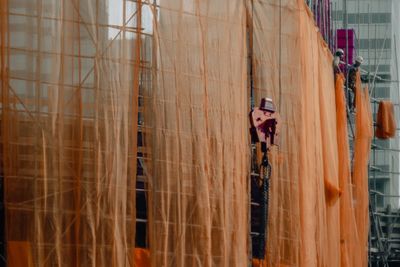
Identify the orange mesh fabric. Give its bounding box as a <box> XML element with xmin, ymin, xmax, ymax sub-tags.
<box><xmin>375</xmin><ymin>101</ymin><xmax>396</xmax><ymax>139</ymax></box>
<box><xmin>145</xmin><ymin>1</ymin><xmax>249</xmax><ymax>266</ymax></box>
<box><xmin>353</xmin><ymin>72</ymin><xmax>373</xmax><ymax>267</ymax></box>
<box><xmin>7</xmin><ymin>241</ymin><xmax>34</xmax><ymax>267</ymax></box>
<box><xmin>1</xmin><ymin>1</ymin><xmax>141</xmax><ymax>266</ymax></box>
<box><xmin>335</xmin><ymin>73</ymin><xmax>362</xmax><ymax>266</ymax></box>
<box><xmin>134</xmin><ymin>248</ymin><xmax>150</xmax><ymax>267</ymax></box>
<box><xmin>0</xmin><ymin>0</ymin><xmax>372</xmax><ymax>266</ymax></box>
<box><xmin>324</xmin><ymin>178</ymin><xmax>342</xmax><ymax>206</ymax></box>
<box><xmin>252</xmin><ymin>1</ymin><xmax>340</xmax><ymax>266</ymax></box>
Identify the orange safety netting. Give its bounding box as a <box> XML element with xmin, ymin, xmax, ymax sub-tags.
<box><xmin>133</xmin><ymin>248</ymin><xmax>150</xmax><ymax>267</ymax></box>
<box><xmin>353</xmin><ymin>72</ymin><xmax>373</xmax><ymax>267</ymax></box>
<box><xmin>7</xmin><ymin>241</ymin><xmax>34</xmax><ymax>267</ymax></box>
<box><xmin>1</xmin><ymin>0</ymin><xmax>142</xmax><ymax>265</ymax></box>
<box><xmin>144</xmin><ymin>0</ymin><xmax>249</xmax><ymax>266</ymax></box>
<box><xmin>1</xmin><ymin>0</ymin><xmax>373</xmax><ymax>266</ymax></box>
<box><xmin>334</xmin><ymin>71</ymin><xmax>371</xmax><ymax>267</ymax></box>
<box><xmin>335</xmin><ymin>73</ymin><xmax>361</xmax><ymax>266</ymax></box>
<box><xmin>251</xmin><ymin>0</ymin><xmax>341</xmax><ymax>266</ymax></box>
<box><xmin>375</xmin><ymin>100</ymin><xmax>397</xmax><ymax>139</ymax></box>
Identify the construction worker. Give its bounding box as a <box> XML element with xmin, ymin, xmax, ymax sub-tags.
<box><xmin>347</xmin><ymin>56</ymin><xmax>364</xmax><ymax>110</ymax></box>
<box><xmin>333</xmin><ymin>48</ymin><xmax>345</xmax><ymax>74</ymax></box>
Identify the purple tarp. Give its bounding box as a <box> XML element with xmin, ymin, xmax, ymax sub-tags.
<box><xmin>336</xmin><ymin>29</ymin><xmax>355</xmax><ymax>66</ymax></box>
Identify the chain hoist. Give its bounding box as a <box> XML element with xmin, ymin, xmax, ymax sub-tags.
<box><xmin>249</xmin><ymin>98</ymin><xmax>279</xmax><ymax>260</ymax></box>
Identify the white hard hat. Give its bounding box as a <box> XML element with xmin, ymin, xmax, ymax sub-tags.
<box><xmin>335</xmin><ymin>48</ymin><xmax>344</xmax><ymax>56</ymax></box>
<box><xmin>355</xmin><ymin>56</ymin><xmax>364</xmax><ymax>64</ymax></box>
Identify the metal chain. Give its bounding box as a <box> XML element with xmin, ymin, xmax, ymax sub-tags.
<box><xmin>258</xmin><ymin>152</ymin><xmax>271</xmax><ymax>259</ymax></box>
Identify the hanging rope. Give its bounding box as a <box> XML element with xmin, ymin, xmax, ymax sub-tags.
<box><xmin>278</xmin><ymin>0</ymin><xmax>282</xmax><ymax>112</ymax></box>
